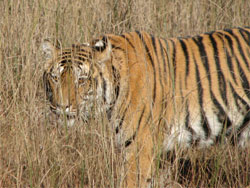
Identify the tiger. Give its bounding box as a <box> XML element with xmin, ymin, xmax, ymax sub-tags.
<box><xmin>41</xmin><ymin>27</ymin><xmax>250</xmax><ymax>187</ymax></box>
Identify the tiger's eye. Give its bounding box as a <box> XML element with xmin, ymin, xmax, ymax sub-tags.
<box><xmin>78</xmin><ymin>77</ymin><xmax>88</xmax><ymax>85</ymax></box>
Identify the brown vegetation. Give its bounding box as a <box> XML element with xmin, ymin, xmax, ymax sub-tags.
<box><xmin>0</xmin><ymin>0</ymin><xmax>249</xmax><ymax>187</ymax></box>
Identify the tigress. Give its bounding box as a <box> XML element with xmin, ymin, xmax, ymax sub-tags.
<box><xmin>42</xmin><ymin>27</ymin><xmax>250</xmax><ymax>187</ymax></box>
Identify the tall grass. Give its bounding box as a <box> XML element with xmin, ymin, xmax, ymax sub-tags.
<box><xmin>0</xmin><ymin>0</ymin><xmax>249</xmax><ymax>187</ymax></box>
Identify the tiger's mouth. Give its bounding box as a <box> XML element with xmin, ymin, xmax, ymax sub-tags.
<box><xmin>49</xmin><ymin>106</ymin><xmax>77</xmax><ymax>126</ymax></box>
<box><xmin>50</xmin><ymin>105</ymin><xmax>77</xmax><ymax>118</ymax></box>
<box><xmin>49</xmin><ymin>102</ymin><xmax>92</xmax><ymax>124</ymax></box>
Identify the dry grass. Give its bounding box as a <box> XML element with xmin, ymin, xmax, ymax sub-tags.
<box><xmin>0</xmin><ymin>0</ymin><xmax>250</xmax><ymax>187</ymax></box>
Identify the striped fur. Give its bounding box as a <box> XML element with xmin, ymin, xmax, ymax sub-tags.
<box><xmin>42</xmin><ymin>27</ymin><xmax>250</xmax><ymax>187</ymax></box>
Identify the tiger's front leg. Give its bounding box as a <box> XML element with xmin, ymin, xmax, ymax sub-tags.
<box><xmin>120</xmin><ymin>125</ymin><xmax>154</xmax><ymax>188</ymax></box>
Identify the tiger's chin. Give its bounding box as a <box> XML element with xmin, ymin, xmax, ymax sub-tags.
<box><xmin>50</xmin><ymin>107</ymin><xmax>92</xmax><ymax>127</ymax></box>
<box><xmin>53</xmin><ymin>113</ymin><xmax>77</xmax><ymax>127</ymax></box>
<box><xmin>60</xmin><ymin>114</ymin><xmax>90</xmax><ymax>127</ymax></box>
<box><xmin>49</xmin><ymin>107</ymin><xmax>76</xmax><ymax>126</ymax></box>
<box><xmin>62</xmin><ymin>118</ymin><xmax>76</xmax><ymax>127</ymax></box>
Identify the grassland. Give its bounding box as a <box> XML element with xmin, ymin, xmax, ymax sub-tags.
<box><xmin>0</xmin><ymin>0</ymin><xmax>250</xmax><ymax>187</ymax></box>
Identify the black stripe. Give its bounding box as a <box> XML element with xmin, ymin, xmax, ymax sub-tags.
<box><xmin>110</xmin><ymin>44</ymin><xmax>125</xmax><ymax>52</ymax></box>
<box><xmin>75</xmin><ymin>53</ymin><xmax>91</xmax><ymax>60</ymax></box>
<box><xmin>158</xmin><ymin>39</ymin><xmax>167</xmax><ymax>84</ymax></box>
<box><xmin>215</xmin><ymin>119</ymin><xmax>232</xmax><ymax>144</ymax></box>
<box><xmin>238</xmin><ymin>28</ymin><xmax>250</xmax><ymax>65</ymax></box>
<box><xmin>162</xmin><ymin>39</ymin><xmax>176</xmax><ymax>89</ymax></box>
<box><xmin>61</xmin><ymin>51</ymin><xmax>72</xmax><ymax>56</ymax></box>
<box><xmin>213</xmin><ymin>35</ymin><xmax>229</xmax><ymax>105</ymax></box>
<box><xmin>238</xmin><ymin>28</ymin><xmax>250</xmax><ymax>45</ymax></box>
<box><xmin>106</xmin><ymin>66</ymin><xmax>121</xmax><ymax>121</ymax></box>
<box><xmin>58</xmin><ymin>58</ymin><xmax>71</xmax><ymax>65</ymax></box>
<box><xmin>151</xmin><ymin>34</ymin><xmax>157</xmax><ymax>52</ymax></box>
<box><xmin>115</xmin><ymin>102</ymin><xmax>129</xmax><ymax>134</ymax></box>
<box><xmin>209</xmin><ymin>34</ymin><xmax>228</xmax><ymax>106</ymax></box>
<box><xmin>193</xmin><ymin>36</ymin><xmax>211</xmax><ymax>87</ymax></box>
<box><xmin>99</xmin><ymin>72</ymin><xmax>107</xmax><ymax>103</ymax></box>
<box><xmin>154</xmin><ymin>38</ymin><xmax>166</xmax><ymax>117</ymax></box>
<box><xmin>184</xmin><ymin>101</ymin><xmax>195</xmax><ymax>145</ymax></box>
<box><xmin>221</xmin><ymin>31</ymin><xmax>250</xmax><ymax>99</ymax></box>
<box><xmin>236</xmin><ymin>111</ymin><xmax>250</xmax><ymax>144</ymax></box>
<box><xmin>71</xmin><ymin>59</ymin><xmax>87</xmax><ymax>65</ymax></box>
<box><xmin>224</xmin><ymin>29</ymin><xmax>250</xmax><ymax>70</ymax></box>
<box><xmin>171</xmin><ymin>40</ymin><xmax>177</xmax><ymax>81</ymax></box>
<box><xmin>135</xmin><ymin>31</ymin><xmax>156</xmax><ymax>104</ymax></box>
<box><xmin>194</xmin><ymin>58</ymin><xmax>211</xmax><ymax>139</ymax></box>
<box><xmin>151</xmin><ymin>35</ymin><xmax>164</xmax><ymax>108</ymax></box>
<box><xmin>227</xmin><ymin>83</ymin><xmax>249</xmax><ymax>144</ymax></box>
<box><xmin>120</xmin><ymin>34</ymin><xmax>136</xmax><ymax>49</ymax></box>
<box><xmin>58</xmin><ymin>54</ymin><xmax>71</xmax><ymax>60</ymax></box>
<box><xmin>179</xmin><ymin>77</ymin><xmax>184</xmax><ymax>105</ymax></box>
<box><xmin>210</xmin><ymin>90</ymin><xmax>232</xmax><ymax>134</ymax></box>
<box><xmin>212</xmin><ymin>87</ymin><xmax>232</xmax><ymax>143</ymax></box>
<box><xmin>222</xmin><ymin>35</ymin><xmax>236</xmax><ymax>82</ymax></box>
<box><xmin>179</xmin><ymin>40</ymin><xmax>190</xmax><ymax>77</ymax></box>
<box><xmin>124</xmin><ymin>106</ymin><xmax>146</xmax><ymax>147</ymax></box>
<box><xmin>202</xmin><ymin>111</ymin><xmax>211</xmax><ymax>139</ymax></box>
<box><xmin>235</xmin><ymin>58</ymin><xmax>250</xmax><ymax>100</ymax></box>
<box><xmin>78</xmin><ymin>48</ymin><xmax>92</xmax><ymax>54</ymax></box>
<box><xmin>229</xmin><ymin>83</ymin><xmax>249</xmax><ymax>109</ymax></box>
<box><xmin>193</xmin><ymin>32</ymin><xmax>227</xmax><ymax>128</ymax></box>
<box><xmin>162</xmin><ymin>38</ymin><xmax>176</xmax><ymax>85</ymax></box>
<box><xmin>225</xmin><ymin>49</ymin><xmax>236</xmax><ymax>82</ymax></box>
<box><xmin>193</xmin><ymin>35</ymin><xmax>221</xmax><ymax>138</ymax></box>
<box><xmin>124</xmin><ymin>136</ymin><xmax>133</xmax><ymax>147</ymax></box>
<box><xmin>115</xmin><ymin>73</ymin><xmax>131</xmax><ymax>133</ymax></box>
<box><xmin>112</xmin><ymin>65</ymin><xmax>120</xmax><ymax>100</ymax></box>
<box><xmin>43</xmin><ymin>72</ymin><xmax>53</xmax><ymax>103</ymax></box>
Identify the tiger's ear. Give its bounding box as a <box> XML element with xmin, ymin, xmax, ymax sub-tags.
<box><xmin>41</xmin><ymin>40</ymin><xmax>59</xmax><ymax>60</ymax></box>
<box><xmin>91</xmin><ymin>36</ymin><xmax>112</xmax><ymax>63</ymax></box>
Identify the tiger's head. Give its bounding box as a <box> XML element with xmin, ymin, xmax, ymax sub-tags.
<box><xmin>41</xmin><ymin>37</ymin><xmax>116</xmax><ymax>125</ymax></box>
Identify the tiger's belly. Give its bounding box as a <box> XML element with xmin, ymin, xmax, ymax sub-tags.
<box><xmin>163</xmin><ymin>109</ymin><xmax>250</xmax><ymax>151</ymax></box>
